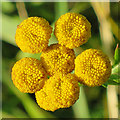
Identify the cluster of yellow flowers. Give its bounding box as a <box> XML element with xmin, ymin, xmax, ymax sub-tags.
<box><xmin>11</xmin><ymin>13</ymin><xmax>111</xmax><ymax>112</ymax></box>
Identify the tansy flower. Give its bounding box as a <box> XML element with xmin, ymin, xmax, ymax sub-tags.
<box><xmin>40</xmin><ymin>43</ymin><xmax>75</xmax><ymax>76</ymax></box>
<box><xmin>11</xmin><ymin>57</ymin><xmax>47</xmax><ymax>93</ymax></box>
<box><xmin>35</xmin><ymin>73</ymin><xmax>80</xmax><ymax>112</ymax></box>
<box><xmin>54</xmin><ymin>13</ymin><xmax>91</xmax><ymax>49</ymax></box>
<box><xmin>75</xmin><ymin>49</ymin><xmax>112</xmax><ymax>87</ymax></box>
<box><xmin>15</xmin><ymin>17</ymin><xmax>52</xmax><ymax>53</ymax></box>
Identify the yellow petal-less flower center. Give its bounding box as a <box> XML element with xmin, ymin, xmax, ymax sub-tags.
<box><xmin>35</xmin><ymin>73</ymin><xmax>80</xmax><ymax>112</ymax></box>
<box><xmin>15</xmin><ymin>17</ymin><xmax>52</xmax><ymax>53</ymax></box>
<box><xmin>54</xmin><ymin>13</ymin><xmax>91</xmax><ymax>49</ymax></box>
<box><xmin>40</xmin><ymin>44</ymin><xmax>75</xmax><ymax>76</ymax></box>
<box><xmin>11</xmin><ymin>57</ymin><xmax>47</xmax><ymax>93</ymax></box>
<box><xmin>75</xmin><ymin>49</ymin><xmax>112</xmax><ymax>87</ymax></box>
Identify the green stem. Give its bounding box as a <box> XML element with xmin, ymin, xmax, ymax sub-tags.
<box><xmin>72</xmin><ymin>86</ymin><xmax>90</xmax><ymax>118</ymax></box>
<box><xmin>69</xmin><ymin>2</ymin><xmax>90</xmax><ymax>13</ymax></box>
<box><xmin>49</xmin><ymin>2</ymin><xmax>68</xmax><ymax>45</ymax></box>
<box><xmin>54</xmin><ymin>2</ymin><xmax>68</xmax><ymax>21</ymax></box>
<box><xmin>69</xmin><ymin>2</ymin><xmax>91</xmax><ymax>116</ymax></box>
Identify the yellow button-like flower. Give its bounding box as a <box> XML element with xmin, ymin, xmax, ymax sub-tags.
<box><xmin>40</xmin><ymin>44</ymin><xmax>75</xmax><ymax>76</ymax></box>
<box><xmin>15</xmin><ymin>17</ymin><xmax>52</xmax><ymax>53</ymax></box>
<box><xmin>35</xmin><ymin>73</ymin><xmax>80</xmax><ymax>111</ymax></box>
<box><xmin>54</xmin><ymin>13</ymin><xmax>91</xmax><ymax>49</ymax></box>
<box><xmin>11</xmin><ymin>57</ymin><xmax>47</xmax><ymax>93</ymax></box>
<box><xmin>75</xmin><ymin>49</ymin><xmax>112</xmax><ymax>87</ymax></box>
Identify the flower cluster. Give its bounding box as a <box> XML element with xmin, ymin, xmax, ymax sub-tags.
<box><xmin>11</xmin><ymin>13</ymin><xmax>111</xmax><ymax>112</ymax></box>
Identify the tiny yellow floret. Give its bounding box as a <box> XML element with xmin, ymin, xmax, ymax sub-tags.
<box><xmin>54</xmin><ymin>13</ymin><xmax>91</xmax><ymax>49</ymax></box>
<box><xmin>75</xmin><ymin>49</ymin><xmax>112</xmax><ymax>87</ymax></box>
<box><xmin>11</xmin><ymin>57</ymin><xmax>47</xmax><ymax>93</ymax></box>
<box><xmin>15</xmin><ymin>17</ymin><xmax>52</xmax><ymax>53</ymax></box>
<box><xmin>40</xmin><ymin>44</ymin><xmax>75</xmax><ymax>76</ymax></box>
<box><xmin>35</xmin><ymin>73</ymin><xmax>80</xmax><ymax>111</ymax></box>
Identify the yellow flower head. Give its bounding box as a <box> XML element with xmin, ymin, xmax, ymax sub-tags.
<box><xmin>40</xmin><ymin>44</ymin><xmax>75</xmax><ymax>76</ymax></box>
<box><xmin>11</xmin><ymin>57</ymin><xmax>47</xmax><ymax>93</ymax></box>
<box><xmin>15</xmin><ymin>17</ymin><xmax>52</xmax><ymax>53</ymax></box>
<box><xmin>54</xmin><ymin>13</ymin><xmax>91</xmax><ymax>49</ymax></box>
<box><xmin>75</xmin><ymin>49</ymin><xmax>112</xmax><ymax>87</ymax></box>
<box><xmin>35</xmin><ymin>73</ymin><xmax>80</xmax><ymax>111</ymax></box>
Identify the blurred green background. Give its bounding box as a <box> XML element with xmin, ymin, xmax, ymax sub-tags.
<box><xmin>1</xmin><ymin>1</ymin><xmax>120</xmax><ymax>119</ymax></box>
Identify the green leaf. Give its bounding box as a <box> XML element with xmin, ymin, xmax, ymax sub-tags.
<box><xmin>112</xmin><ymin>63</ymin><xmax>120</xmax><ymax>74</ymax></box>
<box><xmin>109</xmin><ymin>74</ymin><xmax>120</xmax><ymax>83</ymax></box>
<box><xmin>16</xmin><ymin>50</ymin><xmax>41</xmax><ymax>60</ymax></box>
<box><xmin>2</xmin><ymin>14</ymin><xmax>21</xmax><ymax>46</ymax></box>
<box><xmin>102</xmin><ymin>74</ymin><xmax>120</xmax><ymax>87</ymax></box>
<box><xmin>113</xmin><ymin>44</ymin><xmax>120</xmax><ymax>66</ymax></box>
<box><xmin>102</xmin><ymin>84</ymin><xmax>107</xmax><ymax>88</ymax></box>
<box><xmin>78</xmin><ymin>82</ymin><xmax>83</xmax><ymax>87</ymax></box>
<box><xmin>102</xmin><ymin>64</ymin><xmax>120</xmax><ymax>87</ymax></box>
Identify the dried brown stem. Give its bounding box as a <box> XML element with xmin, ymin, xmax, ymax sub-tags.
<box><xmin>16</xmin><ymin>2</ymin><xmax>28</xmax><ymax>20</ymax></box>
<box><xmin>91</xmin><ymin>2</ymin><xmax>118</xmax><ymax>118</ymax></box>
